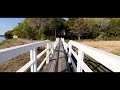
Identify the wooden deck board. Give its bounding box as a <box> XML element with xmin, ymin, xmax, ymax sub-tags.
<box><xmin>40</xmin><ymin>39</ymin><xmax>69</xmax><ymax>72</ymax></box>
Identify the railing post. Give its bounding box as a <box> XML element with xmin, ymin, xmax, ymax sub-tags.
<box><xmin>61</xmin><ymin>38</ymin><xmax>68</xmax><ymax>54</ymax></box>
<box><xmin>54</xmin><ymin>38</ymin><xmax>57</xmax><ymax>49</ymax></box>
<box><xmin>51</xmin><ymin>43</ymin><xmax>54</xmax><ymax>54</ymax></box>
<box><xmin>30</xmin><ymin>48</ymin><xmax>37</xmax><ymax>72</ymax></box>
<box><xmin>77</xmin><ymin>50</ymin><xmax>84</xmax><ymax>72</ymax></box>
<box><xmin>68</xmin><ymin>43</ymin><xmax>72</xmax><ymax>63</ymax></box>
<box><xmin>46</xmin><ymin>43</ymin><xmax>50</xmax><ymax>64</ymax></box>
<box><xmin>65</xmin><ymin>44</ymin><xmax>68</xmax><ymax>54</ymax></box>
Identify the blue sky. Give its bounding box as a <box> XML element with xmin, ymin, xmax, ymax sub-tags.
<box><xmin>0</xmin><ymin>18</ymin><xmax>68</xmax><ymax>35</ymax></box>
<box><xmin>0</xmin><ymin>18</ymin><xmax>25</xmax><ymax>35</ymax></box>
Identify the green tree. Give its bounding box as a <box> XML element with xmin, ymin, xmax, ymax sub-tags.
<box><xmin>86</xmin><ymin>18</ymin><xmax>100</xmax><ymax>39</ymax></box>
<box><xmin>108</xmin><ymin>18</ymin><xmax>120</xmax><ymax>36</ymax></box>
<box><xmin>24</xmin><ymin>18</ymin><xmax>48</xmax><ymax>39</ymax></box>
<box><xmin>95</xmin><ymin>18</ymin><xmax>110</xmax><ymax>33</ymax></box>
<box><xmin>70</xmin><ymin>18</ymin><xmax>87</xmax><ymax>39</ymax></box>
<box><xmin>4</xmin><ymin>30</ymin><xmax>13</xmax><ymax>39</ymax></box>
<box><xmin>46</xmin><ymin>18</ymin><xmax>65</xmax><ymax>38</ymax></box>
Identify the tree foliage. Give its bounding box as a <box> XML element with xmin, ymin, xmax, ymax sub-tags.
<box><xmin>4</xmin><ymin>18</ymin><xmax>120</xmax><ymax>40</ymax></box>
<box><xmin>5</xmin><ymin>30</ymin><xmax>13</xmax><ymax>39</ymax></box>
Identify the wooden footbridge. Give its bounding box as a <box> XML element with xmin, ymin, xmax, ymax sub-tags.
<box><xmin>41</xmin><ymin>39</ymin><xmax>69</xmax><ymax>72</ymax></box>
<box><xmin>0</xmin><ymin>38</ymin><xmax>120</xmax><ymax>72</ymax></box>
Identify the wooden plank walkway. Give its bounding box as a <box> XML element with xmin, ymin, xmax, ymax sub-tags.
<box><xmin>40</xmin><ymin>39</ymin><xmax>70</xmax><ymax>72</ymax></box>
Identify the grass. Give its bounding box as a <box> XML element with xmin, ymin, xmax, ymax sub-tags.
<box><xmin>74</xmin><ymin>39</ymin><xmax>97</xmax><ymax>42</ymax></box>
<box><xmin>65</xmin><ymin>39</ymin><xmax>97</xmax><ymax>43</ymax></box>
<box><xmin>65</xmin><ymin>39</ymin><xmax>69</xmax><ymax>43</ymax></box>
<box><xmin>76</xmin><ymin>40</ymin><xmax>120</xmax><ymax>56</ymax></box>
<box><xmin>112</xmin><ymin>51</ymin><xmax>120</xmax><ymax>56</ymax></box>
<box><xmin>0</xmin><ymin>38</ymin><xmax>36</xmax><ymax>49</ymax></box>
<box><xmin>26</xmin><ymin>48</ymin><xmax>46</xmax><ymax>72</ymax></box>
<box><xmin>0</xmin><ymin>38</ymin><xmax>46</xmax><ymax>72</ymax></box>
<box><xmin>0</xmin><ymin>52</ymin><xmax>30</xmax><ymax>72</ymax></box>
<box><xmin>37</xmin><ymin>47</ymin><xmax>46</xmax><ymax>66</ymax></box>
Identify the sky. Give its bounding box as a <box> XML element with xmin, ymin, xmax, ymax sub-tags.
<box><xmin>0</xmin><ymin>18</ymin><xmax>25</xmax><ymax>35</ymax></box>
<box><xmin>0</xmin><ymin>18</ymin><xmax>68</xmax><ymax>35</ymax></box>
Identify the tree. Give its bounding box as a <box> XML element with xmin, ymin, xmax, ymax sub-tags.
<box><xmin>70</xmin><ymin>18</ymin><xmax>87</xmax><ymax>39</ymax></box>
<box><xmin>95</xmin><ymin>18</ymin><xmax>110</xmax><ymax>32</ymax></box>
<box><xmin>5</xmin><ymin>30</ymin><xmax>13</xmax><ymax>39</ymax></box>
<box><xmin>86</xmin><ymin>18</ymin><xmax>100</xmax><ymax>39</ymax></box>
<box><xmin>6</xmin><ymin>18</ymin><xmax>120</xmax><ymax>41</ymax></box>
<box><xmin>24</xmin><ymin>18</ymin><xmax>48</xmax><ymax>39</ymax></box>
<box><xmin>108</xmin><ymin>18</ymin><xmax>120</xmax><ymax>36</ymax></box>
<box><xmin>12</xmin><ymin>21</ymin><xmax>28</xmax><ymax>38</ymax></box>
<box><xmin>31</xmin><ymin>18</ymin><xmax>48</xmax><ymax>39</ymax></box>
<box><xmin>46</xmin><ymin>18</ymin><xmax>65</xmax><ymax>38</ymax></box>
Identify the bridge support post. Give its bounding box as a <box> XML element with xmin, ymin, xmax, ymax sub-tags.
<box><xmin>77</xmin><ymin>50</ymin><xmax>84</xmax><ymax>72</ymax></box>
<box><xmin>46</xmin><ymin>43</ymin><xmax>50</xmax><ymax>64</ymax></box>
<box><xmin>30</xmin><ymin>49</ymin><xmax>37</xmax><ymax>72</ymax></box>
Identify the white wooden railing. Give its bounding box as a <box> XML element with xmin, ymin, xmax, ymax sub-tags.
<box><xmin>1</xmin><ymin>37</ymin><xmax>120</xmax><ymax>72</ymax></box>
<box><xmin>0</xmin><ymin>38</ymin><xmax>59</xmax><ymax>72</ymax></box>
<box><xmin>61</xmin><ymin>38</ymin><xmax>120</xmax><ymax>72</ymax></box>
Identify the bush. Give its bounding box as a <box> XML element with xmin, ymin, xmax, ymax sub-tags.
<box><xmin>41</xmin><ymin>34</ymin><xmax>48</xmax><ymax>40</ymax></box>
<box><xmin>96</xmin><ymin>32</ymin><xmax>107</xmax><ymax>40</ymax></box>
<box><xmin>96</xmin><ymin>32</ymin><xmax>120</xmax><ymax>40</ymax></box>
<box><xmin>50</xmin><ymin>36</ymin><xmax>55</xmax><ymax>41</ymax></box>
<box><xmin>105</xmin><ymin>36</ymin><xmax>120</xmax><ymax>40</ymax></box>
<box><xmin>4</xmin><ymin>30</ymin><xmax>13</xmax><ymax>39</ymax></box>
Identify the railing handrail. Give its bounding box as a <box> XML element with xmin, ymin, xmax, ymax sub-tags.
<box><xmin>0</xmin><ymin>40</ymin><xmax>50</xmax><ymax>64</ymax></box>
<box><xmin>17</xmin><ymin>38</ymin><xmax>59</xmax><ymax>72</ymax></box>
<box><xmin>0</xmin><ymin>38</ymin><xmax>59</xmax><ymax>72</ymax></box>
<box><xmin>61</xmin><ymin>38</ymin><xmax>120</xmax><ymax>72</ymax></box>
<box><xmin>2</xmin><ymin>37</ymin><xmax>119</xmax><ymax>72</ymax></box>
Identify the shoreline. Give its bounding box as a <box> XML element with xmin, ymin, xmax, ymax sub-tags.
<box><xmin>0</xmin><ymin>38</ymin><xmax>38</xmax><ymax>49</ymax></box>
<box><xmin>0</xmin><ymin>36</ymin><xmax>6</xmax><ymax>43</ymax></box>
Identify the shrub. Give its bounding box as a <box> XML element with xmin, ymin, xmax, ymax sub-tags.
<box><xmin>50</xmin><ymin>36</ymin><xmax>55</xmax><ymax>41</ymax></box>
<box><xmin>4</xmin><ymin>30</ymin><xmax>13</xmax><ymax>39</ymax></box>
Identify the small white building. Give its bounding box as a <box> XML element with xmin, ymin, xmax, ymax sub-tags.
<box><xmin>13</xmin><ymin>35</ymin><xmax>18</xmax><ymax>38</ymax></box>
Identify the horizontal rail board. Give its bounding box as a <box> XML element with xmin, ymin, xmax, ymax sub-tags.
<box><xmin>0</xmin><ymin>40</ymin><xmax>50</xmax><ymax>64</ymax></box>
<box><xmin>37</xmin><ymin>50</ymin><xmax>52</xmax><ymax>71</ymax></box>
<box><xmin>17</xmin><ymin>48</ymin><xmax>50</xmax><ymax>72</ymax></box>
<box><xmin>17</xmin><ymin>61</ymin><xmax>34</xmax><ymax>72</ymax></box>
<box><xmin>37</xmin><ymin>48</ymin><xmax>49</xmax><ymax>59</ymax></box>
<box><xmin>70</xmin><ymin>46</ymin><xmax>92</xmax><ymax>72</ymax></box>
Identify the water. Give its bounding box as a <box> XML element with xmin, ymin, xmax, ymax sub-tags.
<box><xmin>0</xmin><ymin>36</ymin><xmax>5</xmax><ymax>42</ymax></box>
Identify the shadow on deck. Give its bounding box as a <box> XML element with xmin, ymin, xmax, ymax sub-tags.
<box><xmin>40</xmin><ymin>39</ymin><xmax>70</xmax><ymax>72</ymax></box>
